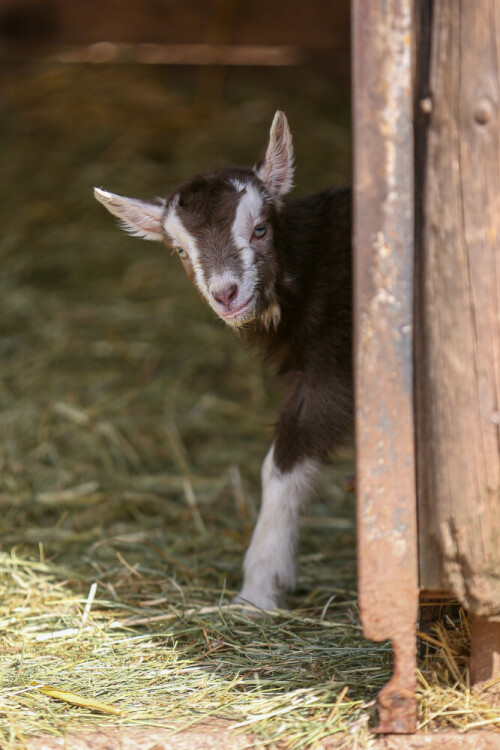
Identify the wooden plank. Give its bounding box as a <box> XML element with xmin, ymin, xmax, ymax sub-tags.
<box><xmin>352</xmin><ymin>0</ymin><xmax>419</xmax><ymax>733</ymax></box>
<box><xmin>415</xmin><ymin>0</ymin><xmax>500</xmax><ymax>617</ymax></box>
<box><xmin>470</xmin><ymin>614</ymin><xmax>500</xmax><ymax>692</ymax></box>
<box><xmin>51</xmin><ymin>43</ymin><xmax>302</xmax><ymax>67</ymax></box>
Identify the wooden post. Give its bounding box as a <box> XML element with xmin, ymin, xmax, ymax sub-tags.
<box><xmin>415</xmin><ymin>0</ymin><xmax>500</xmax><ymax>685</ymax></box>
<box><xmin>352</xmin><ymin>0</ymin><xmax>419</xmax><ymax>732</ymax></box>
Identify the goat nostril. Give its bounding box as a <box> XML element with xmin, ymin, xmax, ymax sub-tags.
<box><xmin>213</xmin><ymin>284</ymin><xmax>238</xmax><ymax>308</ymax></box>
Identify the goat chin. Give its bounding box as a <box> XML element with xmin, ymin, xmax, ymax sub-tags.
<box><xmin>222</xmin><ymin>300</ymin><xmax>281</xmax><ymax>332</ymax></box>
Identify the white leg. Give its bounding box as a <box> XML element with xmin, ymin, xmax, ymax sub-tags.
<box><xmin>234</xmin><ymin>444</ymin><xmax>319</xmax><ymax>610</ymax></box>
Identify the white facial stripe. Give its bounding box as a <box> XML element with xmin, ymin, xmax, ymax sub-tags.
<box><xmin>226</xmin><ymin>182</ymin><xmax>264</xmax><ymax>309</ymax></box>
<box><xmin>163</xmin><ymin>201</ymin><xmax>198</xmax><ymax>259</ymax></box>
<box><xmin>241</xmin><ymin>246</ymin><xmax>255</xmax><ymax>275</ymax></box>
<box><xmin>163</xmin><ymin>202</ymin><xmax>210</xmax><ymax>298</ymax></box>
<box><xmin>230</xmin><ymin>181</ymin><xmax>265</xmax><ymax>247</ymax></box>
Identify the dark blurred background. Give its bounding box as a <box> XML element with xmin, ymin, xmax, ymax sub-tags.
<box><xmin>0</xmin><ymin>0</ymin><xmax>350</xmax><ymax>74</ymax></box>
<box><xmin>0</xmin><ymin>0</ymin><xmax>354</xmax><ymax>597</ymax></box>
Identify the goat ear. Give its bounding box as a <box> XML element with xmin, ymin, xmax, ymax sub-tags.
<box><xmin>94</xmin><ymin>188</ymin><xmax>164</xmax><ymax>242</ymax></box>
<box><xmin>255</xmin><ymin>111</ymin><xmax>294</xmax><ymax>199</ymax></box>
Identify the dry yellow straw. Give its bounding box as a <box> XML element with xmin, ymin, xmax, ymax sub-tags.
<box><xmin>31</xmin><ymin>683</ymin><xmax>125</xmax><ymax>716</ymax></box>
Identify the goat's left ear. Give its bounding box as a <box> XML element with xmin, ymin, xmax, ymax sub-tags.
<box><xmin>94</xmin><ymin>188</ymin><xmax>165</xmax><ymax>242</ymax></box>
<box><xmin>255</xmin><ymin>110</ymin><xmax>294</xmax><ymax>200</ymax></box>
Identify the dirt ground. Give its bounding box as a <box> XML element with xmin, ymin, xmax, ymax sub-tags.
<box><xmin>22</xmin><ymin>724</ymin><xmax>500</xmax><ymax>750</ymax></box>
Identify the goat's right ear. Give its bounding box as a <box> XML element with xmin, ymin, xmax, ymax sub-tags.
<box><xmin>94</xmin><ymin>188</ymin><xmax>164</xmax><ymax>242</ymax></box>
<box><xmin>254</xmin><ymin>111</ymin><xmax>294</xmax><ymax>200</ymax></box>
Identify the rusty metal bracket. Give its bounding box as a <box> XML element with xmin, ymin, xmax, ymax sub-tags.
<box><xmin>352</xmin><ymin>0</ymin><xmax>419</xmax><ymax>733</ymax></box>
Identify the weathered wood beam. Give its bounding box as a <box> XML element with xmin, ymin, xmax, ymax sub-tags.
<box><xmin>352</xmin><ymin>0</ymin><xmax>418</xmax><ymax>733</ymax></box>
<box><xmin>415</xmin><ymin>0</ymin><xmax>500</xmax><ymax>619</ymax></box>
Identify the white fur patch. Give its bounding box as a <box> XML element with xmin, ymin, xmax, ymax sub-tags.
<box><xmin>163</xmin><ymin>200</ymin><xmax>210</xmax><ymax>298</ymax></box>
<box><xmin>234</xmin><ymin>445</ymin><xmax>319</xmax><ymax>610</ymax></box>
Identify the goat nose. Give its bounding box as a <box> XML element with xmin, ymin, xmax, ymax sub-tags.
<box><xmin>213</xmin><ymin>284</ymin><xmax>238</xmax><ymax>309</ymax></box>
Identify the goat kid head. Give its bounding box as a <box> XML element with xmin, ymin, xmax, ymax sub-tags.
<box><xmin>94</xmin><ymin>111</ymin><xmax>294</xmax><ymax>328</ymax></box>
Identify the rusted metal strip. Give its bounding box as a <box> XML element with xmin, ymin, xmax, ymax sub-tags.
<box><xmin>352</xmin><ymin>0</ymin><xmax>418</xmax><ymax>733</ymax></box>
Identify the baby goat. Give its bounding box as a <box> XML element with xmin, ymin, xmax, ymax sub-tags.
<box><xmin>94</xmin><ymin>111</ymin><xmax>352</xmax><ymax>611</ymax></box>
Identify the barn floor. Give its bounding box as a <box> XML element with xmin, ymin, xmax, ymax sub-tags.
<box><xmin>0</xmin><ymin>63</ymin><xmax>498</xmax><ymax>749</ymax></box>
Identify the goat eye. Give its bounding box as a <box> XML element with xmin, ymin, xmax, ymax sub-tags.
<box><xmin>175</xmin><ymin>246</ymin><xmax>187</xmax><ymax>258</ymax></box>
<box><xmin>252</xmin><ymin>224</ymin><xmax>267</xmax><ymax>239</ymax></box>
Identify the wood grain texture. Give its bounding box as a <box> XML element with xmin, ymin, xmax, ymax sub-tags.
<box><xmin>416</xmin><ymin>0</ymin><xmax>500</xmax><ymax>615</ymax></box>
<box><xmin>353</xmin><ymin>0</ymin><xmax>418</xmax><ymax>732</ymax></box>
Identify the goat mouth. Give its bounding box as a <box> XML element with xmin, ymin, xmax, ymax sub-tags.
<box><xmin>221</xmin><ymin>297</ymin><xmax>254</xmax><ymax>322</ymax></box>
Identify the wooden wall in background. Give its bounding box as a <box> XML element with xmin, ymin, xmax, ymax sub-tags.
<box><xmin>0</xmin><ymin>0</ymin><xmax>350</xmax><ymax>84</ymax></box>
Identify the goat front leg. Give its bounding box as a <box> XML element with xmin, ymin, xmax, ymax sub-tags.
<box><xmin>234</xmin><ymin>444</ymin><xmax>320</xmax><ymax>611</ymax></box>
